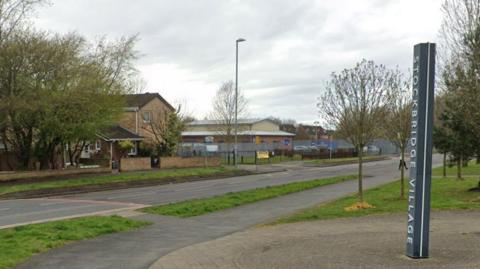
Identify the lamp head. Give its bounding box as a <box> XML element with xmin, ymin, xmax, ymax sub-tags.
<box><xmin>236</xmin><ymin>38</ymin><xmax>246</xmax><ymax>43</ymax></box>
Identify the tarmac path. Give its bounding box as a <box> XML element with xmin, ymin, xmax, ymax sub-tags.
<box><xmin>151</xmin><ymin>211</ymin><xmax>480</xmax><ymax>269</ymax></box>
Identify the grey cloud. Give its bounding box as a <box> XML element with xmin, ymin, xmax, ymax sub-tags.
<box><xmin>35</xmin><ymin>0</ymin><xmax>441</xmax><ymax>123</ymax></box>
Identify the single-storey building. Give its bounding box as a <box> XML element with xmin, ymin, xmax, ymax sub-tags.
<box><xmin>182</xmin><ymin>119</ymin><xmax>295</xmax><ymax>150</ymax></box>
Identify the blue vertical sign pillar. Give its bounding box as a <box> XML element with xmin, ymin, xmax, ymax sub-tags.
<box><xmin>406</xmin><ymin>43</ymin><xmax>436</xmax><ymax>259</ymax></box>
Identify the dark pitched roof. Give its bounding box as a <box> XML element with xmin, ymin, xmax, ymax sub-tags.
<box><xmin>124</xmin><ymin>92</ymin><xmax>175</xmax><ymax>111</ymax></box>
<box><xmin>97</xmin><ymin>125</ymin><xmax>144</xmax><ymax>141</ymax></box>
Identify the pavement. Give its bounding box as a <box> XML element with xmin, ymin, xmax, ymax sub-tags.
<box><xmin>14</xmin><ymin>156</ymin><xmax>443</xmax><ymax>269</ymax></box>
<box><xmin>151</xmin><ymin>211</ymin><xmax>480</xmax><ymax>269</ymax></box>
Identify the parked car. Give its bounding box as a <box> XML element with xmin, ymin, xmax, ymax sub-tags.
<box><xmin>363</xmin><ymin>145</ymin><xmax>380</xmax><ymax>154</ymax></box>
<box><xmin>307</xmin><ymin>145</ymin><xmax>320</xmax><ymax>151</ymax></box>
<box><xmin>294</xmin><ymin>145</ymin><xmax>309</xmax><ymax>152</ymax></box>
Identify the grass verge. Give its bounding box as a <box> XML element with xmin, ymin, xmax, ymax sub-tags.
<box><xmin>432</xmin><ymin>161</ymin><xmax>480</xmax><ymax>177</ymax></box>
<box><xmin>141</xmin><ymin>174</ymin><xmax>356</xmax><ymax>217</ymax></box>
<box><xmin>273</xmin><ymin>177</ymin><xmax>480</xmax><ymax>225</ymax></box>
<box><xmin>0</xmin><ymin>167</ymin><xmax>241</xmax><ymax>198</ymax></box>
<box><xmin>0</xmin><ymin>216</ymin><xmax>150</xmax><ymax>269</ymax></box>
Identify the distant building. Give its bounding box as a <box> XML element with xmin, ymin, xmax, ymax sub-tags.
<box><xmin>280</xmin><ymin>124</ymin><xmax>326</xmax><ymax>140</ymax></box>
<box><xmin>279</xmin><ymin>123</ymin><xmax>296</xmax><ymax>134</ymax></box>
<box><xmin>182</xmin><ymin>118</ymin><xmax>295</xmax><ymax>150</ymax></box>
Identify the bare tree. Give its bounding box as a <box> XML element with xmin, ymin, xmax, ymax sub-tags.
<box><xmin>209</xmin><ymin>80</ymin><xmax>248</xmax><ymax>148</ymax></box>
<box><xmin>318</xmin><ymin>59</ymin><xmax>393</xmax><ymax>202</ymax></box>
<box><xmin>89</xmin><ymin>35</ymin><xmax>139</xmax><ymax>93</ymax></box>
<box><xmin>0</xmin><ymin>0</ymin><xmax>47</xmax><ymax>42</ymax></box>
<box><xmin>437</xmin><ymin>0</ymin><xmax>480</xmax><ymax>96</ymax></box>
<box><xmin>173</xmin><ymin>98</ymin><xmax>195</xmax><ymax>123</ymax></box>
<box><xmin>440</xmin><ymin>0</ymin><xmax>480</xmax><ymax>61</ymax></box>
<box><xmin>143</xmin><ymin>106</ymin><xmax>185</xmax><ymax>157</ymax></box>
<box><xmin>383</xmin><ymin>69</ymin><xmax>411</xmax><ymax>198</ymax></box>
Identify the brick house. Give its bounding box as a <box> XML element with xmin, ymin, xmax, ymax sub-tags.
<box><xmin>119</xmin><ymin>93</ymin><xmax>175</xmax><ymax>142</ymax></box>
<box><xmin>81</xmin><ymin>93</ymin><xmax>175</xmax><ymax>163</ymax></box>
<box><xmin>295</xmin><ymin>124</ymin><xmax>326</xmax><ymax>140</ymax></box>
<box><xmin>280</xmin><ymin>124</ymin><xmax>326</xmax><ymax>140</ymax></box>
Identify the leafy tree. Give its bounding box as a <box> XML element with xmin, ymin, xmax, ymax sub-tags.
<box><xmin>147</xmin><ymin>108</ymin><xmax>185</xmax><ymax>157</ymax></box>
<box><xmin>438</xmin><ymin>0</ymin><xmax>480</xmax><ymax>182</ymax></box>
<box><xmin>118</xmin><ymin>140</ymin><xmax>134</xmax><ymax>157</ymax></box>
<box><xmin>0</xmin><ymin>29</ymin><xmax>137</xmax><ymax>169</ymax></box>
<box><xmin>437</xmin><ymin>67</ymin><xmax>478</xmax><ymax>179</ymax></box>
<box><xmin>162</xmin><ymin>111</ymin><xmax>185</xmax><ymax>156</ymax></box>
<box><xmin>433</xmin><ymin>92</ymin><xmax>450</xmax><ymax>177</ymax></box>
<box><xmin>0</xmin><ymin>30</ymin><xmax>62</xmax><ymax>168</ymax></box>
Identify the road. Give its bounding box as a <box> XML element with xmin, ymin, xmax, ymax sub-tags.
<box><xmin>0</xmin><ymin>156</ymin><xmax>439</xmax><ymax>228</ymax></box>
<box><xmin>5</xmin><ymin>156</ymin><xmax>443</xmax><ymax>269</ymax></box>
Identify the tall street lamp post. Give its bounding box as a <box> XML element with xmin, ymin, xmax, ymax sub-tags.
<box><xmin>313</xmin><ymin>121</ymin><xmax>320</xmax><ymax>142</ymax></box>
<box><xmin>234</xmin><ymin>38</ymin><xmax>246</xmax><ymax>167</ymax></box>
<box><xmin>329</xmin><ymin>133</ymin><xmax>333</xmax><ymax>160</ymax></box>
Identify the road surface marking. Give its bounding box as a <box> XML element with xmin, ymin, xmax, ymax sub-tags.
<box><xmin>0</xmin><ymin>204</ymin><xmax>148</xmax><ymax>230</ymax></box>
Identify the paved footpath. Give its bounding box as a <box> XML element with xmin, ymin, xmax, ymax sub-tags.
<box><xmin>18</xmin><ymin>157</ymin><xmax>442</xmax><ymax>269</ymax></box>
<box><xmin>152</xmin><ymin>211</ymin><xmax>480</xmax><ymax>269</ymax></box>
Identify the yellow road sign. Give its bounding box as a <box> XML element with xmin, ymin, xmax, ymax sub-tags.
<box><xmin>257</xmin><ymin>151</ymin><xmax>269</xmax><ymax>159</ymax></box>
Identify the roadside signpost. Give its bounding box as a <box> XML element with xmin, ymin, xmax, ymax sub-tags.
<box><xmin>406</xmin><ymin>43</ymin><xmax>436</xmax><ymax>259</ymax></box>
<box><xmin>257</xmin><ymin>151</ymin><xmax>270</xmax><ymax>160</ymax></box>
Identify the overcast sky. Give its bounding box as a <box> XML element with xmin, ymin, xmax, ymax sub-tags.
<box><xmin>34</xmin><ymin>0</ymin><xmax>443</xmax><ymax>124</ymax></box>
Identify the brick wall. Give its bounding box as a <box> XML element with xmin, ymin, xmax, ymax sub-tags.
<box><xmin>0</xmin><ymin>152</ymin><xmax>17</xmax><ymax>171</ymax></box>
<box><xmin>0</xmin><ymin>167</ymin><xmax>110</xmax><ymax>182</ymax></box>
<box><xmin>120</xmin><ymin>157</ymin><xmax>151</xmax><ymax>172</ymax></box>
<box><xmin>160</xmin><ymin>157</ymin><xmax>221</xmax><ymax>169</ymax></box>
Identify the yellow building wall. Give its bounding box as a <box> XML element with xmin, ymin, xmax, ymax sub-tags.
<box><xmin>187</xmin><ymin>125</ymin><xmax>210</xmax><ymax>132</ymax></box>
<box><xmin>251</xmin><ymin>120</ymin><xmax>279</xmax><ymax>131</ymax></box>
<box><xmin>187</xmin><ymin>123</ymin><xmax>250</xmax><ymax>132</ymax></box>
<box><xmin>186</xmin><ymin>120</ymin><xmax>280</xmax><ymax>132</ymax></box>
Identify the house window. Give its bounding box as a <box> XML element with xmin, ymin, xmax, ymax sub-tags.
<box><xmin>95</xmin><ymin>140</ymin><xmax>101</xmax><ymax>151</ymax></box>
<box><xmin>142</xmin><ymin>111</ymin><xmax>152</xmax><ymax>123</ymax></box>
<box><xmin>128</xmin><ymin>143</ymin><xmax>137</xmax><ymax>156</ymax></box>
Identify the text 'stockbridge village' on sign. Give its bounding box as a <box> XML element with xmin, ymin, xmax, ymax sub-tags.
<box><xmin>406</xmin><ymin>43</ymin><xmax>436</xmax><ymax>259</ymax></box>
